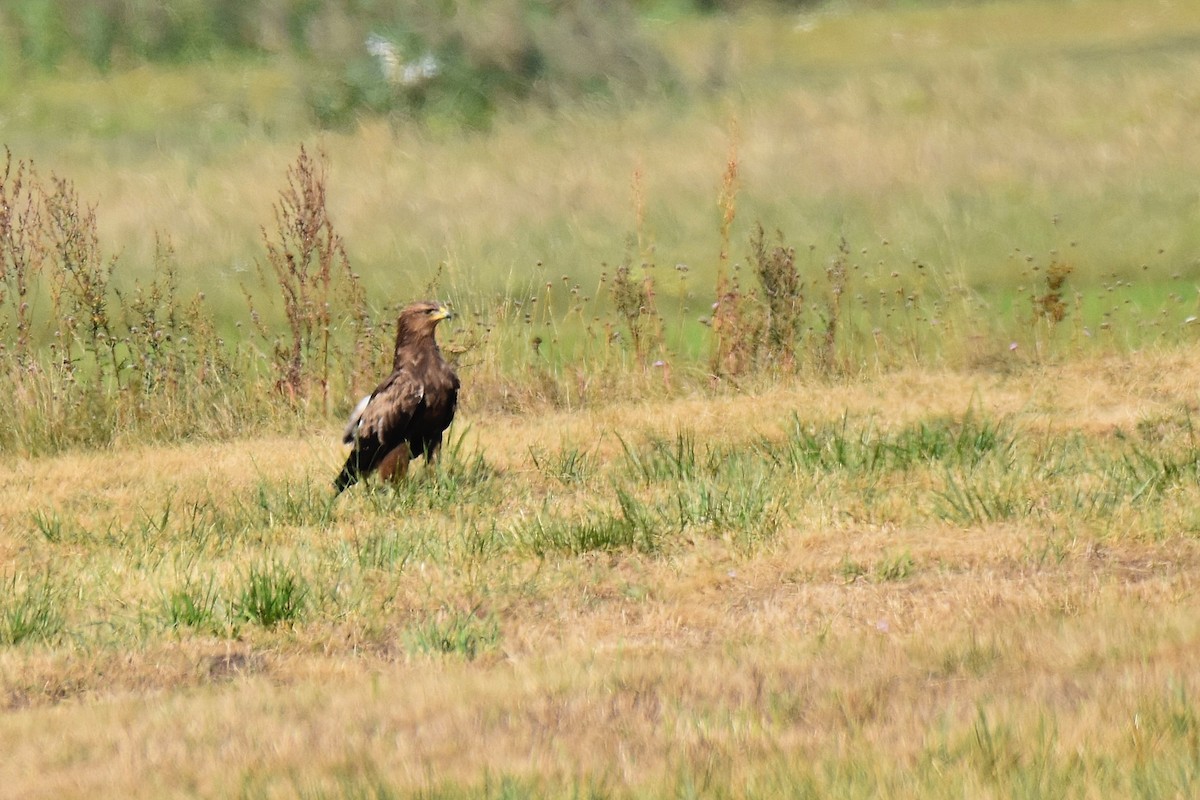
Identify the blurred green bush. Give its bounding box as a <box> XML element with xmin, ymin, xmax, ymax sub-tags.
<box><xmin>0</xmin><ymin>0</ymin><xmax>677</xmax><ymax>129</ymax></box>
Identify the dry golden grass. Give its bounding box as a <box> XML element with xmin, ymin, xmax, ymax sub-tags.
<box><xmin>3</xmin><ymin>351</ymin><xmax>1200</xmax><ymax>797</ymax></box>
<box><xmin>2</xmin><ymin>348</ymin><xmax>1190</xmax><ymax>528</ymax></box>
<box><xmin>4</xmin><ymin>2</ymin><xmax>1200</xmax><ymax>796</ymax></box>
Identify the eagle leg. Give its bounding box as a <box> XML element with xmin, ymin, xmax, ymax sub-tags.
<box><xmin>378</xmin><ymin>446</ymin><xmax>411</xmax><ymax>483</ymax></box>
<box><xmin>411</xmin><ymin>436</ymin><xmax>443</xmax><ymax>470</ymax></box>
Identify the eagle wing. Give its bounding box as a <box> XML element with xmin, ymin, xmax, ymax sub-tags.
<box><xmin>347</xmin><ymin>368</ymin><xmax>425</xmax><ymax>448</ymax></box>
<box><xmin>341</xmin><ymin>394</ymin><xmax>373</xmax><ymax>444</ymax></box>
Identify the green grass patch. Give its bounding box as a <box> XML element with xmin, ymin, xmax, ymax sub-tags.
<box><xmin>234</xmin><ymin>561</ymin><xmax>310</xmax><ymax>628</ymax></box>
<box><xmin>0</xmin><ymin>572</ymin><xmax>65</xmax><ymax>645</ymax></box>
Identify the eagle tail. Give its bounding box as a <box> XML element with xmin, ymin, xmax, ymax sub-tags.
<box><xmin>333</xmin><ymin>450</ymin><xmax>365</xmax><ymax>495</ymax></box>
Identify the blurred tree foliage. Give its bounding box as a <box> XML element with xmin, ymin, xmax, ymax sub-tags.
<box><xmin>635</xmin><ymin>0</ymin><xmax>824</xmax><ymax>10</ymax></box>
<box><xmin>0</xmin><ymin>0</ymin><xmax>678</xmax><ymax>129</ymax></box>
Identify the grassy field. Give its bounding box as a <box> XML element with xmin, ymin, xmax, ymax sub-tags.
<box><xmin>2</xmin><ymin>0</ymin><xmax>1200</xmax><ymax>456</ymax></box>
<box><xmin>4</xmin><ymin>0</ymin><xmax>1200</xmax><ymax>325</ymax></box>
<box><xmin>4</xmin><ymin>0</ymin><xmax>1200</xmax><ymax>796</ymax></box>
<box><xmin>3</xmin><ymin>356</ymin><xmax>1200</xmax><ymax>797</ymax></box>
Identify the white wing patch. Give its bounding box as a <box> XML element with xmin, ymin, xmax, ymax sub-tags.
<box><xmin>342</xmin><ymin>394</ymin><xmax>372</xmax><ymax>445</ymax></box>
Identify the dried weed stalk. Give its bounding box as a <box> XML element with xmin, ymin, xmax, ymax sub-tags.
<box><xmin>42</xmin><ymin>174</ymin><xmax>119</xmax><ymax>386</ymax></box>
<box><xmin>609</xmin><ymin>245</ymin><xmax>663</xmax><ymax>363</ymax></box>
<box><xmin>1034</xmin><ymin>261</ymin><xmax>1073</xmax><ymax>325</ymax></box>
<box><xmin>249</xmin><ymin>145</ymin><xmax>371</xmax><ymax>411</ymax></box>
<box><xmin>116</xmin><ymin>236</ymin><xmax>228</xmax><ymax>398</ymax></box>
<box><xmin>0</xmin><ymin>148</ymin><xmax>45</xmax><ymax>366</ymax></box>
<box><xmin>710</xmin><ymin>126</ymin><xmax>754</xmax><ymax>377</ymax></box>
<box><xmin>817</xmin><ymin>238</ymin><xmax>849</xmax><ymax>375</ymax></box>
<box><xmin>750</xmin><ymin>223</ymin><xmax>803</xmax><ymax>368</ymax></box>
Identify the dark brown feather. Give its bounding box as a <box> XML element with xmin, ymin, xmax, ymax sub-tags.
<box><xmin>334</xmin><ymin>300</ymin><xmax>459</xmax><ymax>494</ymax></box>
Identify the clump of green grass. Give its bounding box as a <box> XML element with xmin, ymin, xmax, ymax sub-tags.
<box><xmin>768</xmin><ymin>414</ymin><xmax>1012</xmax><ymax>474</ymax></box>
<box><xmin>1117</xmin><ymin>446</ymin><xmax>1200</xmax><ymax>503</ymax></box>
<box><xmin>938</xmin><ymin>633</ymin><xmax>1003</xmax><ymax>679</ymax></box>
<box><xmin>838</xmin><ymin>554</ymin><xmax>868</xmax><ymax>583</ymax></box>
<box><xmin>667</xmin><ymin>464</ymin><xmax>781</xmax><ymax>547</ymax></box>
<box><xmin>161</xmin><ymin>575</ymin><xmax>220</xmax><ymax>632</ymax></box>
<box><xmin>620</xmin><ymin>430</ymin><xmax>705</xmax><ymax>483</ymax></box>
<box><xmin>934</xmin><ymin>467</ymin><xmax>1039</xmax><ymax>525</ymax></box>
<box><xmin>235</xmin><ymin>561</ymin><xmax>309</xmax><ymax>628</ymax></box>
<box><xmin>528</xmin><ymin>445</ymin><xmax>597</xmax><ymax>487</ymax></box>
<box><xmin>29</xmin><ymin>508</ymin><xmax>68</xmax><ymax>543</ymax></box>
<box><xmin>405</xmin><ymin>606</ymin><xmax>500</xmax><ymax>661</ymax></box>
<box><xmin>250</xmin><ymin>478</ymin><xmax>339</xmax><ymax>529</ymax></box>
<box><xmin>969</xmin><ymin>707</ymin><xmax>1024</xmax><ymax>784</ymax></box>
<box><xmin>521</xmin><ymin>439</ymin><xmax>781</xmax><ymax>557</ymax></box>
<box><xmin>516</xmin><ymin>490</ymin><xmax>662</xmax><ymax>557</ymax></box>
<box><xmin>349</xmin><ymin>530</ymin><xmax>414</xmax><ymax>572</ymax></box>
<box><xmin>875</xmin><ymin>550</ymin><xmax>916</xmax><ymax>582</ymax></box>
<box><xmin>838</xmin><ymin>552</ymin><xmax>917</xmax><ymax>584</ymax></box>
<box><xmin>0</xmin><ymin>571</ymin><xmax>65</xmax><ymax>645</ymax></box>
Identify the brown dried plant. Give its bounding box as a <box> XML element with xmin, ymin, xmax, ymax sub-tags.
<box><xmin>0</xmin><ymin>148</ymin><xmax>45</xmax><ymax>367</ymax></box>
<box><xmin>605</xmin><ymin>167</ymin><xmax>665</xmax><ymax>366</ymax></box>
<box><xmin>750</xmin><ymin>223</ymin><xmax>803</xmax><ymax>369</ymax></box>
<box><xmin>710</xmin><ymin>124</ymin><xmax>753</xmax><ymax>377</ymax></box>
<box><xmin>41</xmin><ymin>173</ymin><xmax>120</xmax><ymax>387</ymax></box>
<box><xmin>610</xmin><ymin>245</ymin><xmax>651</xmax><ymax>360</ymax></box>
<box><xmin>1034</xmin><ymin>260</ymin><xmax>1073</xmax><ymax>325</ymax></box>
<box><xmin>249</xmin><ymin>145</ymin><xmax>371</xmax><ymax>412</ymax></box>
<box><xmin>817</xmin><ymin>238</ymin><xmax>850</xmax><ymax>375</ymax></box>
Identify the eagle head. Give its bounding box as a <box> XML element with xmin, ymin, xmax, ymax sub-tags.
<box><xmin>401</xmin><ymin>299</ymin><xmax>451</xmax><ymax>323</ymax></box>
<box><xmin>392</xmin><ymin>301</ymin><xmax>454</xmax><ymax>361</ymax></box>
<box><xmin>396</xmin><ymin>300</ymin><xmax>452</xmax><ymax>336</ymax></box>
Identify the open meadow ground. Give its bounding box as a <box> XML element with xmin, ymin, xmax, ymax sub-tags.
<box><xmin>3</xmin><ymin>353</ymin><xmax>1200</xmax><ymax>797</ymax></box>
<box><xmin>4</xmin><ymin>0</ymin><xmax>1200</xmax><ymax>796</ymax></box>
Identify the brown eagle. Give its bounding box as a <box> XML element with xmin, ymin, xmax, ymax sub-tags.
<box><xmin>334</xmin><ymin>300</ymin><xmax>459</xmax><ymax>494</ymax></box>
